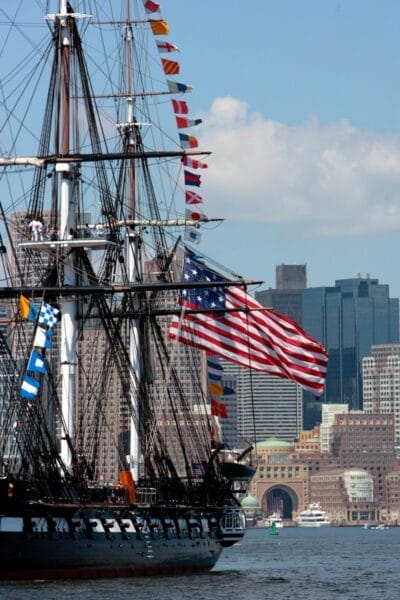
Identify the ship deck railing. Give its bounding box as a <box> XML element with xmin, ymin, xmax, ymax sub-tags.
<box><xmin>135</xmin><ymin>487</ymin><xmax>157</xmax><ymax>507</ymax></box>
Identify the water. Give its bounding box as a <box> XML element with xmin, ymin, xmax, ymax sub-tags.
<box><xmin>1</xmin><ymin>527</ymin><xmax>399</xmax><ymax>599</ymax></box>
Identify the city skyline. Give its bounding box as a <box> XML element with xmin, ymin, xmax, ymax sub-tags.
<box><xmin>246</xmin><ymin>409</ymin><xmax>399</xmax><ymax>526</ymax></box>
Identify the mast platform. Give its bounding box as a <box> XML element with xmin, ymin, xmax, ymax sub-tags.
<box><xmin>19</xmin><ymin>239</ymin><xmax>120</xmax><ymax>251</ymax></box>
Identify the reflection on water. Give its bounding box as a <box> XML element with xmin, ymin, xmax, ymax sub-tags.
<box><xmin>2</xmin><ymin>527</ymin><xmax>400</xmax><ymax>600</ymax></box>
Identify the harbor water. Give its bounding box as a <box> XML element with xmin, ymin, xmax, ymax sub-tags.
<box><xmin>1</xmin><ymin>526</ymin><xmax>399</xmax><ymax>600</ymax></box>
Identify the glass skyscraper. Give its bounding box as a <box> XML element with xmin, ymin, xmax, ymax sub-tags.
<box><xmin>302</xmin><ymin>277</ymin><xmax>399</xmax><ymax>424</ymax></box>
<box><xmin>255</xmin><ymin>264</ymin><xmax>306</xmax><ymax>326</ymax></box>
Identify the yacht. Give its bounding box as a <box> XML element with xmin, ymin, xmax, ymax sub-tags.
<box><xmin>263</xmin><ymin>513</ymin><xmax>284</xmax><ymax>528</ymax></box>
<box><xmin>295</xmin><ymin>503</ymin><xmax>331</xmax><ymax>527</ymax></box>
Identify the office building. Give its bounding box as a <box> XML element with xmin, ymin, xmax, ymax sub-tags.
<box><xmin>255</xmin><ymin>264</ymin><xmax>307</xmax><ymax>326</ymax></box>
<box><xmin>241</xmin><ymin>265</ymin><xmax>306</xmax><ymax>445</ymax></box>
<box><xmin>363</xmin><ymin>344</ymin><xmax>400</xmax><ymax>444</ymax></box>
<box><xmin>302</xmin><ymin>277</ymin><xmax>399</xmax><ymax>421</ymax></box>
<box><xmin>310</xmin><ymin>468</ymin><xmax>377</xmax><ymax>524</ymax></box>
<box><xmin>221</xmin><ymin>362</ymin><xmax>303</xmax><ymax>445</ymax></box>
<box><xmin>320</xmin><ymin>403</ymin><xmax>349</xmax><ymax>453</ymax></box>
<box><xmin>330</xmin><ymin>412</ymin><xmax>397</xmax><ymax>500</ymax></box>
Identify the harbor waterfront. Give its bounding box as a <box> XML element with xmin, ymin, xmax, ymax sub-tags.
<box><xmin>1</xmin><ymin>527</ymin><xmax>400</xmax><ymax>600</ymax></box>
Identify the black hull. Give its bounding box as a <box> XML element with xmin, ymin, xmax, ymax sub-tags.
<box><xmin>0</xmin><ymin>503</ymin><xmax>246</xmax><ymax>580</ymax></box>
<box><xmin>0</xmin><ymin>534</ymin><xmax>222</xmax><ymax>580</ymax></box>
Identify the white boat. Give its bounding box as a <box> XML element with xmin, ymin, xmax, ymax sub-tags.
<box><xmin>264</xmin><ymin>513</ymin><xmax>284</xmax><ymax>528</ymax></box>
<box><xmin>295</xmin><ymin>503</ymin><xmax>331</xmax><ymax>527</ymax></box>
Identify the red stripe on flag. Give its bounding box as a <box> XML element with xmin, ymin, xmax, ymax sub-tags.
<box><xmin>169</xmin><ymin>263</ymin><xmax>328</xmax><ymax>396</ymax></box>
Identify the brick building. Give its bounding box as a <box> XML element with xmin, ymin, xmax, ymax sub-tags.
<box><xmin>330</xmin><ymin>412</ymin><xmax>397</xmax><ymax>501</ymax></box>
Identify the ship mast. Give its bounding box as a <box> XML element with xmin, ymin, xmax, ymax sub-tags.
<box><xmin>122</xmin><ymin>0</ymin><xmax>140</xmax><ymax>481</ymax></box>
<box><xmin>58</xmin><ymin>0</ymin><xmax>77</xmax><ymax>470</ymax></box>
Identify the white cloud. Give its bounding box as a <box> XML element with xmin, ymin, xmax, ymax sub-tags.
<box><xmin>199</xmin><ymin>96</ymin><xmax>400</xmax><ymax>236</ymax></box>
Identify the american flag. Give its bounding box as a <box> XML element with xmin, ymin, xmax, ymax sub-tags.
<box><xmin>169</xmin><ymin>250</ymin><xmax>328</xmax><ymax>396</ymax></box>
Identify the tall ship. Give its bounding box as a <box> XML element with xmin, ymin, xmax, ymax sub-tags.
<box><xmin>0</xmin><ymin>1</ymin><xmax>328</xmax><ymax>580</ymax></box>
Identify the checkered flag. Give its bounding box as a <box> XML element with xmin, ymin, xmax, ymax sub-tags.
<box><xmin>38</xmin><ymin>302</ymin><xmax>59</xmax><ymax>329</ymax></box>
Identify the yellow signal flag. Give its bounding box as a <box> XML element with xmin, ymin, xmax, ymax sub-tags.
<box><xmin>19</xmin><ymin>294</ymin><xmax>30</xmax><ymax>320</ymax></box>
<box><xmin>209</xmin><ymin>382</ymin><xmax>224</xmax><ymax>396</ymax></box>
<box><xmin>149</xmin><ymin>19</ymin><xmax>169</xmax><ymax>36</ymax></box>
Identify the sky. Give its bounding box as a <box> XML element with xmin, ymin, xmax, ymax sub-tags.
<box><xmin>161</xmin><ymin>0</ymin><xmax>400</xmax><ymax>299</ymax></box>
<box><xmin>10</xmin><ymin>1</ymin><xmax>400</xmax><ymax>298</ymax></box>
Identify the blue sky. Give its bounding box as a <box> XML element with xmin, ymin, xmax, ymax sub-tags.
<box><xmin>162</xmin><ymin>0</ymin><xmax>400</xmax><ymax>299</ymax></box>
<box><xmin>9</xmin><ymin>1</ymin><xmax>400</xmax><ymax>299</ymax></box>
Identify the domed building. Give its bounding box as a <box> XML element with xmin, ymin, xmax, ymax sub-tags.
<box><xmin>255</xmin><ymin>437</ymin><xmax>292</xmax><ymax>454</ymax></box>
<box><xmin>248</xmin><ymin>437</ymin><xmax>308</xmax><ymax>521</ymax></box>
<box><xmin>343</xmin><ymin>468</ymin><xmax>374</xmax><ymax>502</ymax></box>
<box><xmin>241</xmin><ymin>495</ymin><xmax>261</xmax><ymax>526</ymax></box>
